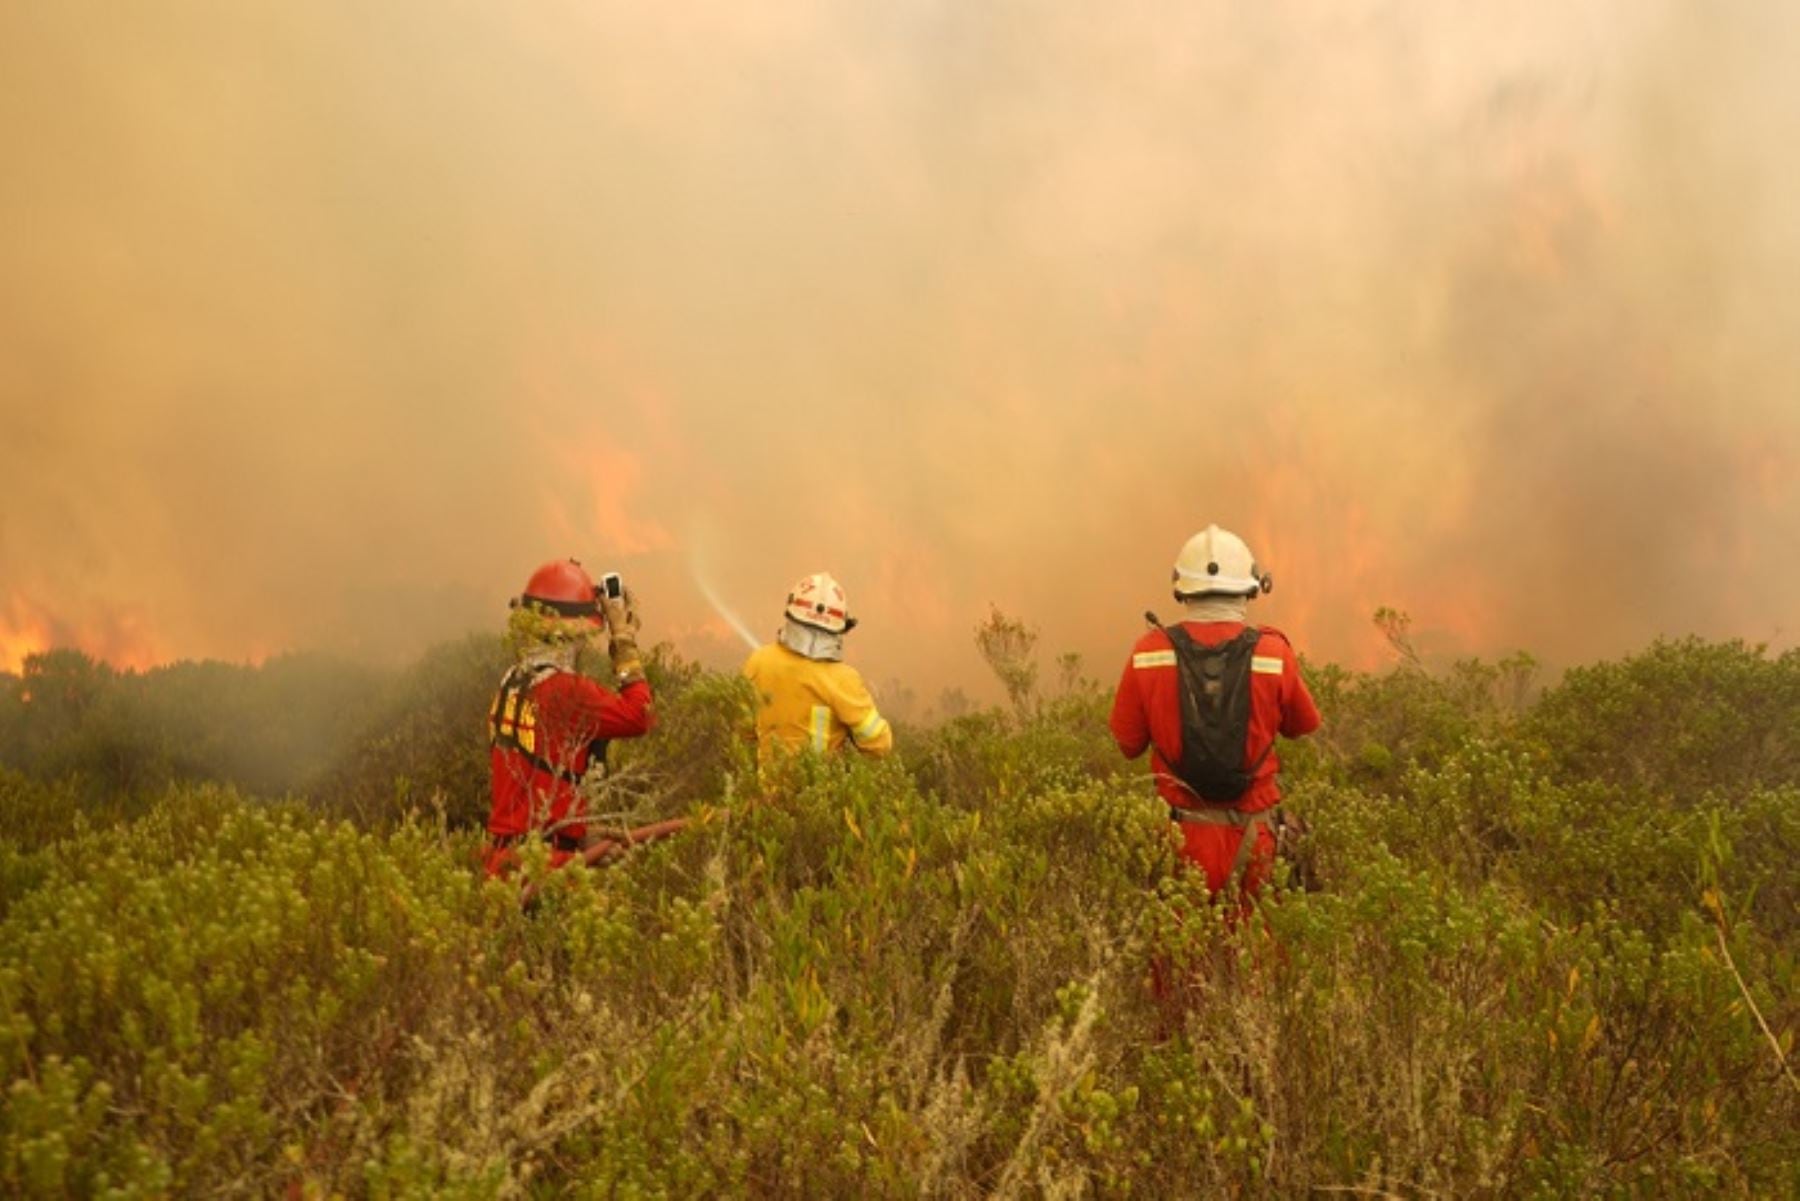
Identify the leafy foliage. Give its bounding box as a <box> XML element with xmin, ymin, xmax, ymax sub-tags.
<box><xmin>313</xmin><ymin>635</ymin><xmax>510</xmax><ymax>830</ymax></box>
<box><xmin>0</xmin><ymin>649</ymin><xmax>388</xmax><ymax>803</ymax></box>
<box><xmin>0</xmin><ymin>632</ymin><xmax>1795</xmax><ymax>1196</ymax></box>
<box><xmin>974</xmin><ymin>606</ymin><xmax>1041</xmax><ymax>717</ymax></box>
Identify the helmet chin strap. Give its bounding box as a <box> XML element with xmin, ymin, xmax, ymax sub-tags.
<box><xmin>778</xmin><ymin>618</ymin><xmax>845</xmax><ymax>662</ymax></box>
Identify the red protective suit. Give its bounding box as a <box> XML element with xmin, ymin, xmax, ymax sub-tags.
<box><xmin>484</xmin><ymin>665</ymin><xmax>654</xmax><ymax>877</ymax></box>
<box><xmin>1110</xmin><ymin>621</ymin><xmax>1320</xmax><ymax>896</ymax></box>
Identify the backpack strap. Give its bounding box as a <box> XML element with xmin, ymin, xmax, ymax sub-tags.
<box><xmin>1226</xmin><ymin>806</ymin><xmax>1278</xmax><ymax>892</ymax></box>
<box><xmin>1216</xmin><ymin>625</ymin><xmax>1275</xmax><ymax>781</ymax></box>
<box><xmin>1243</xmin><ymin>726</ymin><xmax>1276</xmax><ymax>777</ymax></box>
<box><xmin>489</xmin><ymin>664</ymin><xmax>584</xmax><ymax>784</ymax></box>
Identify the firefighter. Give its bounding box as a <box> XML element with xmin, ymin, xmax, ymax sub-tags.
<box><xmin>743</xmin><ymin>572</ymin><xmax>893</xmax><ymax>767</ymax></box>
<box><xmin>484</xmin><ymin>559</ymin><xmax>654</xmax><ymax>878</ymax></box>
<box><xmin>1109</xmin><ymin>525</ymin><xmax>1320</xmax><ymax>899</ymax></box>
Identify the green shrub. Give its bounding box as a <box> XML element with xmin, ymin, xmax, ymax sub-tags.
<box><xmin>2</xmin><ymin>634</ymin><xmax>1795</xmax><ymax>1196</ymax></box>
<box><xmin>313</xmin><ymin>634</ymin><xmax>509</xmax><ymax>830</ymax></box>
<box><xmin>0</xmin><ymin>649</ymin><xmax>390</xmax><ymax>804</ymax></box>
<box><xmin>1524</xmin><ymin>637</ymin><xmax>1800</xmax><ymax>800</ymax></box>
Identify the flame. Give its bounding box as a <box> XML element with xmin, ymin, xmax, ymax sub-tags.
<box><xmin>1240</xmin><ymin>407</ymin><xmax>1504</xmax><ymax>669</ymax></box>
<box><xmin>517</xmin><ymin>332</ymin><xmax>677</xmax><ymax>560</ymax></box>
<box><xmin>552</xmin><ymin>434</ymin><xmax>673</xmax><ymax>558</ymax></box>
<box><xmin>77</xmin><ymin>614</ymin><xmax>165</xmax><ymax>674</ymax></box>
<box><xmin>0</xmin><ymin>595</ymin><xmax>54</xmax><ymax>675</ymax></box>
<box><xmin>0</xmin><ymin>592</ymin><xmax>166</xmax><ymax>674</ymax></box>
<box><xmin>1230</xmin><ymin>134</ymin><xmax>1612</xmax><ymax>669</ymax></box>
<box><xmin>1242</xmin><ymin>412</ymin><xmax>1391</xmax><ymax>668</ymax></box>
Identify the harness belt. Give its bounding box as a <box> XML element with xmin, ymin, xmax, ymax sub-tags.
<box><xmin>1168</xmin><ymin>805</ymin><xmax>1281</xmax><ymax>891</ymax></box>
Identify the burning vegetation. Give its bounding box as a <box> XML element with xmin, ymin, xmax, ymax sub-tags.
<box><xmin>3</xmin><ymin>2</ymin><xmax>1799</xmax><ymax>1192</ymax></box>
<box><xmin>4</xmin><ymin>2</ymin><xmax>1799</xmax><ymax>688</ymax></box>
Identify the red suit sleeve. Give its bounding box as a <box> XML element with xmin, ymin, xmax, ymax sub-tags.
<box><xmin>1279</xmin><ymin>643</ymin><xmax>1321</xmax><ymax>738</ymax></box>
<box><xmin>1109</xmin><ymin>652</ymin><xmax>1150</xmax><ymax>759</ymax></box>
<box><xmin>537</xmin><ymin>675</ymin><xmax>656</xmax><ymax>741</ymax></box>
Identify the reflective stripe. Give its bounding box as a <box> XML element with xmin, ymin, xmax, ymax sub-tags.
<box><xmin>852</xmin><ymin>709</ymin><xmax>888</xmax><ymax>743</ymax></box>
<box><xmin>809</xmin><ymin>704</ymin><xmax>831</xmax><ymax>752</ymax></box>
<box><xmin>492</xmin><ymin>681</ymin><xmax>540</xmax><ymax>750</ymax></box>
<box><xmin>1133</xmin><ymin>650</ymin><xmax>1176</xmax><ymax>669</ymax></box>
<box><xmin>1251</xmin><ymin>656</ymin><xmax>1283</xmax><ymax>675</ymax></box>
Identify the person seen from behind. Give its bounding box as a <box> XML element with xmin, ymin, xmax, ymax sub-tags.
<box><xmin>743</xmin><ymin>572</ymin><xmax>893</xmax><ymax>772</ymax></box>
<box><xmin>1110</xmin><ymin>525</ymin><xmax>1320</xmax><ymax>900</ymax></box>
<box><xmin>484</xmin><ymin>559</ymin><xmax>654</xmax><ymax>878</ymax></box>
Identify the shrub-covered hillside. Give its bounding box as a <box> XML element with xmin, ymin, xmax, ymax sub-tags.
<box><xmin>1</xmin><ymin>633</ymin><xmax>1795</xmax><ymax>1197</ymax></box>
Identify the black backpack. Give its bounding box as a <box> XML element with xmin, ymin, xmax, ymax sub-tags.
<box><xmin>1148</xmin><ymin>614</ymin><xmax>1272</xmax><ymax>803</ymax></box>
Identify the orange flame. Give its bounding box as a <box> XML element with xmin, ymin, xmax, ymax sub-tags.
<box><xmin>517</xmin><ymin>336</ymin><xmax>677</xmax><ymax>559</ymax></box>
<box><xmin>0</xmin><ymin>592</ymin><xmax>166</xmax><ymax>674</ymax></box>
<box><xmin>529</xmin><ymin>421</ymin><xmax>675</xmax><ymax>560</ymax></box>
<box><xmin>0</xmin><ymin>595</ymin><xmax>54</xmax><ymax>675</ymax></box>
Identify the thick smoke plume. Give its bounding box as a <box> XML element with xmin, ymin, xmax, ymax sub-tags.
<box><xmin>3</xmin><ymin>2</ymin><xmax>1797</xmax><ymax>699</ymax></box>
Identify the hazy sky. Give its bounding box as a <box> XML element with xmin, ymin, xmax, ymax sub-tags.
<box><xmin>3</xmin><ymin>1</ymin><xmax>1797</xmax><ymax>698</ymax></box>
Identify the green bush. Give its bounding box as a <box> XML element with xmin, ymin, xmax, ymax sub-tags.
<box><xmin>1524</xmin><ymin>637</ymin><xmax>1800</xmax><ymax>800</ymax></box>
<box><xmin>316</xmin><ymin>638</ymin><xmax>746</xmax><ymax>834</ymax></box>
<box><xmin>313</xmin><ymin>635</ymin><xmax>509</xmax><ymax>830</ymax></box>
<box><xmin>1</xmin><ymin>634</ymin><xmax>1795</xmax><ymax>1196</ymax></box>
<box><xmin>0</xmin><ymin>649</ymin><xmax>393</xmax><ymax>804</ymax></box>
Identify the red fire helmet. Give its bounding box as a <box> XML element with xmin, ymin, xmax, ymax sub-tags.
<box><xmin>516</xmin><ymin>559</ymin><xmax>602</xmax><ymax>623</ymax></box>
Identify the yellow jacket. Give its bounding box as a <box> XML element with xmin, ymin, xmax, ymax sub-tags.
<box><xmin>743</xmin><ymin>643</ymin><xmax>894</xmax><ymax>762</ymax></box>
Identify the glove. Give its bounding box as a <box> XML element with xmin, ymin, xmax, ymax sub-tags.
<box><xmin>598</xmin><ymin>587</ymin><xmax>643</xmax><ymax>636</ymax></box>
<box><xmin>619</xmin><ymin>585</ymin><xmax>643</xmax><ymax>638</ymax></box>
<box><xmin>601</xmin><ymin>591</ymin><xmax>645</xmax><ymax>685</ymax></box>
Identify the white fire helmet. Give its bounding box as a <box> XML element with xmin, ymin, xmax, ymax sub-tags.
<box><xmin>1172</xmin><ymin>525</ymin><xmax>1273</xmax><ymax>600</ymax></box>
<box><xmin>785</xmin><ymin>572</ymin><xmax>858</xmax><ymax>634</ymax></box>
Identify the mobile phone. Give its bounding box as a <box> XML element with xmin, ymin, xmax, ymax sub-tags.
<box><xmin>601</xmin><ymin>572</ymin><xmax>624</xmax><ymax>601</ymax></box>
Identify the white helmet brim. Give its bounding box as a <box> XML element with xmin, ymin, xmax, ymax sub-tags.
<box><xmin>1173</xmin><ymin>570</ymin><xmax>1262</xmax><ymax>598</ymax></box>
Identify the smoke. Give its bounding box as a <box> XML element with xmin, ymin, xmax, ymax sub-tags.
<box><xmin>2</xmin><ymin>1</ymin><xmax>1797</xmax><ymax>691</ymax></box>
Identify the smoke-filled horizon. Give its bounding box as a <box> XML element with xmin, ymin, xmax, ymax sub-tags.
<box><xmin>3</xmin><ymin>2</ymin><xmax>1797</xmax><ymax>702</ymax></box>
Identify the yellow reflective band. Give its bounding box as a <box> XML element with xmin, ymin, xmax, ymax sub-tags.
<box><xmin>1133</xmin><ymin>650</ymin><xmax>1176</xmax><ymax>669</ymax></box>
<box><xmin>809</xmin><ymin>704</ymin><xmax>831</xmax><ymax>752</ymax></box>
<box><xmin>1252</xmin><ymin>656</ymin><xmax>1284</xmax><ymax>675</ymax></box>
<box><xmin>853</xmin><ymin>710</ymin><xmax>888</xmax><ymax>742</ymax></box>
